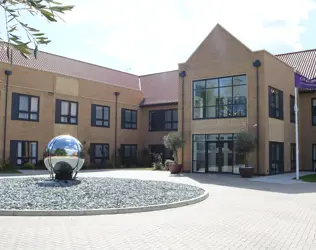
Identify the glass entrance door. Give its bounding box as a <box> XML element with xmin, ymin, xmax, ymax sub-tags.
<box><xmin>206</xmin><ymin>141</ymin><xmax>233</xmax><ymax>173</ymax></box>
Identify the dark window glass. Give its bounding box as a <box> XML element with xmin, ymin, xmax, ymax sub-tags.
<box><xmin>90</xmin><ymin>143</ymin><xmax>109</xmax><ymax>165</ymax></box>
<box><xmin>312</xmin><ymin>99</ymin><xmax>316</xmax><ymax>126</ymax></box>
<box><xmin>55</xmin><ymin>99</ymin><xmax>78</xmax><ymax>125</ymax></box>
<box><xmin>290</xmin><ymin>95</ymin><xmax>295</xmax><ymax>123</ymax></box>
<box><xmin>291</xmin><ymin>143</ymin><xmax>296</xmax><ymax>171</ymax></box>
<box><xmin>193</xmin><ymin>75</ymin><xmax>247</xmax><ymax>119</ymax></box>
<box><xmin>269</xmin><ymin>142</ymin><xmax>284</xmax><ymax>174</ymax></box>
<box><xmin>91</xmin><ymin>105</ymin><xmax>110</xmax><ymax>127</ymax></box>
<box><xmin>122</xmin><ymin>109</ymin><xmax>137</xmax><ymax>129</ymax></box>
<box><xmin>11</xmin><ymin>93</ymin><xmax>39</xmax><ymax>121</ymax></box>
<box><xmin>269</xmin><ymin>87</ymin><xmax>283</xmax><ymax>120</ymax></box>
<box><xmin>121</xmin><ymin>144</ymin><xmax>137</xmax><ymax>166</ymax></box>
<box><xmin>312</xmin><ymin>144</ymin><xmax>316</xmax><ymax>171</ymax></box>
<box><xmin>10</xmin><ymin>140</ymin><xmax>38</xmax><ymax>166</ymax></box>
<box><xmin>149</xmin><ymin>109</ymin><xmax>178</xmax><ymax>131</ymax></box>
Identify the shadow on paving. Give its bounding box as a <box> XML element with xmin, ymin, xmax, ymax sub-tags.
<box><xmin>181</xmin><ymin>173</ymin><xmax>316</xmax><ymax>195</ymax></box>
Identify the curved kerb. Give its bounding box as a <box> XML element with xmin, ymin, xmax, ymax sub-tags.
<box><xmin>0</xmin><ymin>190</ymin><xmax>209</xmax><ymax>216</ymax></box>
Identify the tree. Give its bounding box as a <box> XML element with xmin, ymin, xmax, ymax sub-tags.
<box><xmin>1</xmin><ymin>0</ymin><xmax>74</xmax><ymax>60</ymax></box>
<box><xmin>163</xmin><ymin>132</ymin><xmax>185</xmax><ymax>164</ymax></box>
<box><xmin>234</xmin><ymin>131</ymin><xmax>256</xmax><ymax>166</ymax></box>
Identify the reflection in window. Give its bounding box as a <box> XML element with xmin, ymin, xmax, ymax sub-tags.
<box><xmin>193</xmin><ymin>75</ymin><xmax>247</xmax><ymax>119</ymax></box>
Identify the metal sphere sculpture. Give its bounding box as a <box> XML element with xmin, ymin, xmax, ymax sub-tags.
<box><xmin>44</xmin><ymin>135</ymin><xmax>85</xmax><ymax>180</ymax></box>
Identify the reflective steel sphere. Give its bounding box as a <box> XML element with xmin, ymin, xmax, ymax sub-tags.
<box><xmin>44</xmin><ymin>135</ymin><xmax>85</xmax><ymax>180</ymax></box>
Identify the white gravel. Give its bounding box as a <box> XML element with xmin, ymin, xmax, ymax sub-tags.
<box><xmin>0</xmin><ymin>177</ymin><xmax>205</xmax><ymax>210</ymax></box>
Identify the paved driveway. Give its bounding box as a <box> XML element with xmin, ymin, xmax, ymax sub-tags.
<box><xmin>1</xmin><ymin>170</ymin><xmax>316</xmax><ymax>250</ymax></box>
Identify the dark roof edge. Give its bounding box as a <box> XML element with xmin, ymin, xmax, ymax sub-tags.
<box><xmin>275</xmin><ymin>48</ymin><xmax>316</xmax><ymax>56</ymax></box>
<box><xmin>139</xmin><ymin>101</ymin><xmax>178</xmax><ymax>108</ymax></box>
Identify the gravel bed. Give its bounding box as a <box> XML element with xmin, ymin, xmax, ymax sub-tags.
<box><xmin>0</xmin><ymin>177</ymin><xmax>205</xmax><ymax>210</ymax></box>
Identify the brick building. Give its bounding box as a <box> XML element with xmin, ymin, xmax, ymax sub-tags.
<box><xmin>1</xmin><ymin>24</ymin><xmax>315</xmax><ymax>175</ymax></box>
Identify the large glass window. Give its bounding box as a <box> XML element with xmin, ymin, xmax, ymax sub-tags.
<box><xmin>312</xmin><ymin>99</ymin><xmax>316</xmax><ymax>126</ymax></box>
<box><xmin>55</xmin><ymin>99</ymin><xmax>78</xmax><ymax>125</ymax></box>
<box><xmin>121</xmin><ymin>109</ymin><xmax>137</xmax><ymax>129</ymax></box>
<box><xmin>193</xmin><ymin>75</ymin><xmax>247</xmax><ymax>119</ymax></box>
<box><xmin>11</xmin><ymin>93</ymin><xmax>39</xmax><ymax>121</ymax></box>
<box><xmin>192</xmin><ymin>133</ymin><xmax>239</xmax><ymax>174</ymax></box>
<box><xmin>269</xmin><ymin>87</ymin><xmax>283</xmax><ymax>120</ymax></box>
<box><xmin>10</xmin><ymin>140</ymin><xmax>38</xmax><ymax>166</ymax></box>
<box><xmin>269</xmin><ymin>142</ymin><xmax>284</xmax><ymax>174</ymax></box>
<box><xmin>91</xmin><ymin>104</ymin><xmax>110</xmax><ymax>127</ymax></box>
<box><xmin>149</xmin><ymin>109</ymin><xmax>178</xmax><ymax>131</ymax></box>
<box><xmin>90</xmin><ymin>143</ymin><xmax>109</xmax><ymax>165</ymax></box>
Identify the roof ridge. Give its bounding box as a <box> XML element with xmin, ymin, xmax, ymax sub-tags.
<box><xmin>140</xmin><ymin>69</ymin><xmax>178</xmax><ymax>77</ymax></box>
<box><xmin>0</xmin><ymin>41</ymin><xmax>139</xmax><ymax>77</ymax></box>
<box><xmin>275</xmin><ymin>48</ymin><xmax>316</xmax><ymax>56</ymax></box>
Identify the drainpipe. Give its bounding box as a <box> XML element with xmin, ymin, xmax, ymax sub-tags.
<box><xmin>3</xmin><ymin>69</ymin><xmax>12</xmax><ymax>163</ymax></box>
<box><xmin>179</xmin><ymin>71</ymin><xmax>186</xmax><ymax>167</ymax></box>
<box><xmin>114</xmin><ymin>92</ymin><xmax>120</xmax><ymax>167</ymax></box>
<box><xmin>252</xmin><ymin>60</ymin><xmax>261</xmax><ymax>174</ymax></box>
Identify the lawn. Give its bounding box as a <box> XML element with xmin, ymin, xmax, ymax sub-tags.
<box><xmin>0</xmin><ymin>169</ymin><xmax>21</xmax><ymax>174</ymax></box>
<box><xmin>299</xmin><ymin>174</ymin><xmax>316</xmax><ymax>183</ymax></box>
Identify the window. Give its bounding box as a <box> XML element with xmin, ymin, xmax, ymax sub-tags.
<box><xmin>312</xmin><ymin>99</ymin><xmax>316</xmax><ymax>126</ymax></box>
<box><xmin>10</xmin><ymin>140</ymin><xmax>38</xmax><ymax>166</ymax></box>
<box><xmin>11</xmin><ymin>93</ymin><xmax>39</xmax><ymax>121</ymax></box>
<box><xmin>269</xmin><ymin>87</ymin><xmax>283</xmax><ymax>120</ymax></box>
<box><xmin>193</xmin><ymin>75</ymin><xmax>247</xmax><ymax>119</ymax></box>
<box><xmin>290</xmin><ymin>95</ymin><xmax>295</xmax><ymax>123</ymax></box>
<box><xmin>121</xmin><ymin>144</ymin><xmax>137</xmax><ymax>165</ymax></box>
<box><xmin>55</xmin><ymin>99</ymin><xmax>78</xmax><ymax>125</ymax></box>
<box><xmin>269</xmin><ymin>142</ymin><xmax>284</xmax><ymax>174</ymax></box>
<box><xmin>91</xmin><ymin>104</ymin><xmax>110</xmax><ymax>127</ymax></box>
<box><xmin>291</xmin><ymin>143</ymin><xmax>296</xmax><ymax>171</ymax></box>
<box><xmin>149</xmin><ymin>109</ymin><xmax>178</xmax><ymax>131</ymax></box>
<box><xmin>313</xmin><ymin>144</ymin><xmax>316</xmax><ymax>171</ymax></box>
<box><xmin>121</xmin><ymin>109</ymin><xmax>137</xmax><ymax>129</ymax></box>
<box><xmin>90</xmin><ymin>143</ymin><xmax>109</xmax><ymax>165</ymax></box>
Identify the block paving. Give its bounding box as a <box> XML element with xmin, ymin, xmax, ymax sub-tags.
<box><xmin>0</xmin><ymin>170</ymin><xmax>316</xmax><ymax>250</ymax></box>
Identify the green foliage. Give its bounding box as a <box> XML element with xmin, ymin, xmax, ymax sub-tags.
<box><xmin>22</xmin><ymin>162</ymin><xmax>35</xmax><ymax>169</ymax></box>
<box><xmin>163</xmin><ymin>132</ymin><xmax>184</xmax><ymax>164</ymax></box>
<box><xmin>234</xmin><ymin>131</ymin><xmax>256</xmax><ymax>164</ymax></box>
<box><xmin>152</xmin><ymin>153</ymin><xmax>163</xmax><ymax>170</ymax></box>
<box><xmin>164</xmin><ymin>159</ymin><xmax>174</xmax><ymax>170</ymax></box>
<box><xmin>1</xmin><ymin>0</ymin><xmax>74</xmax><ymax>60</ymax></box>
<box><xmin>0</xmin><ymin>157</ymin><xmax>14</xmax><ymax>170</ymax></box>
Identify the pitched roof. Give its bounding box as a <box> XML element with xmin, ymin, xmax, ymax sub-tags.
<box><xmin>275</xmin><ymin>49</ymin><xmax>316</xmax><ymax>79</ymax></box>
<box><xmin>0</xmin><ymin>43</ymin><xmax>140</xmax><ymax>90</ymax></box>
<box><xmin>139</xmin><ymin>70</ymin><xmax>178</xmax><ymax>106</ymax></box>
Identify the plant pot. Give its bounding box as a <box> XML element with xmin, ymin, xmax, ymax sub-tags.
<box><xmin>239</xmin><ymin>166</ymin><xmax>254</xmax><ymax>178</ymax></box>
<box><xmin>169</xmin><ymin>163</ymin><xmax>182</xmax><ymax>174</ymax></box>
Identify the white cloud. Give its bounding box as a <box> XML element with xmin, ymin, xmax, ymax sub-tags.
<box><xmin>65</xmin><ymin>0</ymin><xmax>316</xmax><ymax>74</ymax></box>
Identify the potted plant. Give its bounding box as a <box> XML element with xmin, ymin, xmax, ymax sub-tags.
<box><xmin>234</xmin><ymin>131</ymin><xmax>256</xmax><ymax>178</ymax></box>
<box><xmin>163</xmin><ymin>132</ymin><xmax>185</xmax><ymax>174</ymax></box>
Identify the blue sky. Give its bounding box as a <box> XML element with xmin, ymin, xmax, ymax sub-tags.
<box><xmin>1</xmin><ymin>0</ymin><xmax>316</xmax><ymax>75</ymax></box>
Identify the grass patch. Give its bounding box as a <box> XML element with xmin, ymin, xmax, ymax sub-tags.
<box><xmin>293</xmin><ymin>174</ymin><xmax>316</xmax><ymax>182</ymax></box>
<box><xmin>298</xmin><ymin>174</ymin><xmax>316</xmax><ymax>182</ymax></box>
<box><xmin>122</xmin><ymin>167</ymin><xmax>154</xmax><ymax>171</ymax></box>
<box><xmin>0</xmin><ymin>169</ymin><xmax>21</xmax><ymax>174</ymax></box>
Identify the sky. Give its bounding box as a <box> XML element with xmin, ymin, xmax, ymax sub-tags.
<box><xmin>0</xmin><ymin>0</ymin><xmax>316</xmax><ymax>75</ymax></box>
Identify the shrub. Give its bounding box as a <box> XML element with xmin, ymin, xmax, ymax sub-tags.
<box><xmin>152</xmin><ymin>153</ymin><xmax>163</xmax><ymax>170</ymax></box>
<box><xmin>234</xmin><ymin>131</ymin><xmax>256</xmax><ymax>166</ymax></box>
<box><xmin>164</xmin><ymin>159</ymin><xmax>174</xmax><ymax>170</ymax></box>
<box><xmin>163</xmin><ymin>132</ymin><xmax>185</xmax><ymax>164</ymax></box>
<box><xmin>22</xmin><ymin>162</ymin><xmax>35</xmax><ymax>169</ymax></box>
<box><xmin>0</xmin><ymin>158</ymin><xmax>15</xmax><ymax>170</ymax></box>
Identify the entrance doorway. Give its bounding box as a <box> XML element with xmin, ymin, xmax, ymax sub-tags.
<box><xmin>206</xmin><ymin>141</ymin><xmax>233</xmax><ymax>173</ymax></box>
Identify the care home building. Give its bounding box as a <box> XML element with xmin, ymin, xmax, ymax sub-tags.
<box><xmin>0</xmin><ymin>24</ymin><xmax>316</xmax><ymax>175</ymax></box>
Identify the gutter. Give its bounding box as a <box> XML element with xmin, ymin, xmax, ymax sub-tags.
<box><xmin>252</xmin><ymin>60</ymin><xmax>262</xmax><ymax>174</ymax></box>
<box><xmin>179</xmin><ymin>71</ymin><xmax>186</xmax><ymax>166</ymax></box>
<box><xmin>3</xmin><ymin>69</ymin><xmax>12</xmax><ymax>163</ymax></box>
<box><xmin>114</xmin><ymin>91</ymin><xmax>120</xmax><ymax>167</ymax></box>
